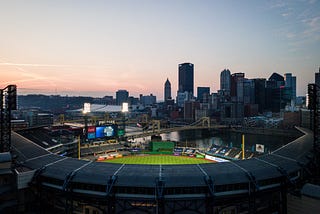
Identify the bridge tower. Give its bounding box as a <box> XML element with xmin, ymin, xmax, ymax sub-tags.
<box><xmin>59</xmin><ymin>114</ymin><xmax>65</xmax><ymax>124</ymax></box>
<box><xmin>152</xmin><ymin>120</ymin><xmax>161</xmax><ymax>133</ymax></box>
<box><xmin>201</xmin><ymin>117</ymin><xmax>211</xmax><ymax>128</ymax></box>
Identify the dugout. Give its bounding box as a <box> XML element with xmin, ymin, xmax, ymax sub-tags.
<box><xmin>149</xmin><ymin>141</ymin><xmax>175</xmax><ymax>153</ymax></box>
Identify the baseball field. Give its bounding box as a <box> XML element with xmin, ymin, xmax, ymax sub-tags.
<box><xmin>101</xmin><ymin>155</ymin><xmax>213</xmax><ymax>165</ymax></box>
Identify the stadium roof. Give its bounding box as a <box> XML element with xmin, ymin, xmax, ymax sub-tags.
<box><xmin>11</xmin><ymin>127</ymin><xmax>314</xmax><ymax>192</ymax></box>
<box><xmin>302</xmin><ymin>183</ymin><xmax>320</xmax><ymax>199</ymax></box>
<box><xmin>0</xmin><ymin>152</ymin><xmax>11</xmax><ymax>163</ymax></box>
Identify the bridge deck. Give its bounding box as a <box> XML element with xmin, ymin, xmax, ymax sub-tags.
<box><xmin>126</xmin><ymin>125</ymin><xmax>227</xmax><ymax>139</ymax></box>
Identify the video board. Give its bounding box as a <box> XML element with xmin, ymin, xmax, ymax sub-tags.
<box><xmin>87</xmin><ymin>124</ymin><xmax>118</xmax><ymax>140</ymax></box>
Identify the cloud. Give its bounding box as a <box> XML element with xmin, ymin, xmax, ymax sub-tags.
<box><xmin>281</xmin><ymin>13</ymin><xmax>290</xmax><ymax>17</ymax></box>
<box><xmin>286</xmin><ymin>32</ymin><xmax>296</xmax><ymax>39</ymax></box>
<box><xmin>303</xmin><ymin>16</ymin><xmax>320</xmax><ymax>38</ymax></box>
<box><xmin>0</xmin><ymin>62</ymin><xmax>113</xmax><ymax>69</ymax></box>
<box><xmin>0</xmin><ymin>62</ymin><xmax>70</xmax><ymax>67</ymax></box>
<box><xmin>0</xmin><ymin>59</ymin><xmax>58</xmax><ymax>88</ymax></box>
<box><xmin>309</xmin><ymin>0</ymin><xmax>317</xmax><ymax>4</ymax></box>
<box><xmin>271</xmin><ymin>0</ymin><xmax>320</xmax><ymax>48</ymax></box>
<box><xmin>269</xmin><ymin>1</ymin><xmax>287</xmax><ymax>9</ymax></box>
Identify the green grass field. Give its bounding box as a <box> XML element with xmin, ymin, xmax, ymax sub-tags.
<box><xmin>102</xmin><ymin>155</ymin><xmax>213</xmax><ymax>165</ymax></box>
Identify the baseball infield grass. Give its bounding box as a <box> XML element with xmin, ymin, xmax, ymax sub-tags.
<box><xmin>102</xmin><ymin>155</ymin><xmax>213</xmax><ymax>165</ymax></box>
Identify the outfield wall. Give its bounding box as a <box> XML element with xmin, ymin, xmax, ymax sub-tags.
<box><xmin>149</xmin><ymin>141</ymin><xmax>175</xmax><ymax>152</ymax></box>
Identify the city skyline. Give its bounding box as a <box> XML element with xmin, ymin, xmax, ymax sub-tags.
<box><xmin>0</xmin><ymin>0</ymin><xmax>319</xmax><ymax>99</ymax></box>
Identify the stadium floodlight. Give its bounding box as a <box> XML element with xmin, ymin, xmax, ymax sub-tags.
<box><xmin>120</xmin><ymin>102</ymin><xmax>129</xmax><ymax>138</ymax></box>
<box><xmin>122</xmin><ymin>102</ymin><xmax>128</xmax><ymax>113</ymax></box>
<box><xmin>83</xmin><ymin>103</ymin><xmax>91</xmax><ymax>114</ymax></box>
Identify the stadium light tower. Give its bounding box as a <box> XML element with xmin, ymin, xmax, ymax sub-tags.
<box><xmin>83</xmin><ymin>103</ymin><xmax>91</xmax><ymax>114</ymax></box>
<box><xmin>83</xmin><ymin>103</ymin><xmax>91</xmax><ymax>142</ymax></box>
<box><xmin>121</xmin><ymin>102</ymin><xmax>129</xmax><ymax>137</ymax></box>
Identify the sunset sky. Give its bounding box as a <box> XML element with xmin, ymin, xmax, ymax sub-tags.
<box><xmin>0</xmin><ymin>0</ymin><xmax>319</xmax><ymax>100</ymax></box>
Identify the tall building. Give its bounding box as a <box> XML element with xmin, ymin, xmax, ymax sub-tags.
<box><xmin>164</xmin><ymin>78</ymin><xmax>171</xmax><ymax>101</ymax></box>
<box><xmin>266</xmin><ymin>73</ymin><xmax>285</xmax><ymax>112</ymax></box>
<box><xmin>176</xmin><ymin>91</ymin><xmax>193</xmax><ymax>108</ymax></box>
<box><xmin>128</xmin><ymin>96</ymin><xmax>139</xmax><ymax>105</ymax></box>
<box><xmin>316</xmin><ymin>67</ymin><xmax>320</xmax><ymax>87</ymax></box>
<box><xmin>284</xmin><ymin>73</ymin><xmax>293</xmax><ymax>88</ymax></box>
<box><xmin>184</xmin><ymin>100</ymin><xmax>200</xmax><ymax>122</ymax></box>
<box><xmin>220</xmin><ymin>69</ymin><xmax>231</xmax><ymax>91</ymax></box>
<box><xmin>116</xmin><ymin>90</ymin><xmax>129</xmax><ymax>106</ymax></box>
<box><xmin>292</xmin><ymin>76</ymin><xmax>296</xmax><ymax>101</ymax></box>
<box><xmin>231</xmin><ymin>73</ymin><xmax>245</xmax><ymax>102</ymax></box>
<box><xmin>140</xmin><ymin>94</ymin><xmax>157</xmax><ymax>106</ymax></box>
<box><xmin>254</xmin><ymin>78</ymin><xmax>266</xmax><ymax>113</ymax></box>
<box><xmin>197</xmin><ymin>87</ymin><xmax>210</xmax><ymax>103</ymax></box>
<box><xmin>178</xmin><ymin>63</ymin><xmax>194</xmax><ymax>95</ymax></box>
<box><xmin>267</xmin><ymin>73</ymin><xmax>285</xmax><ymax>88</ymax></box>
<box><xmin>243</xmin><ymin>79</ymin><xmax>258</xmax><ymax>117</ymax></box>
<box><xmin>243</xmin><ymin>79</ymin><xmax>255</xmax><ymax>105</ymax></box>
<box><xmin>220</xmin><ymin>72</ymin><xmax>245</xmax><ymax>123</ymax></box>
<box><xmin>284</xmin><ymin>73</ymin><xmax>297</xmax><ymax>103</ymax></box>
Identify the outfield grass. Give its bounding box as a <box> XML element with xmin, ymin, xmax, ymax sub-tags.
<box><xmin>102</xmin><ymin>155</ymin><xmax>213</xmax><ymax>165</ymax></box>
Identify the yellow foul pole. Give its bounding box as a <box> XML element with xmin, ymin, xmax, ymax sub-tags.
<box><xmin>242</xmin><ymin>134</ymin><xmax>245</xmax><ymax>160</ymax></box>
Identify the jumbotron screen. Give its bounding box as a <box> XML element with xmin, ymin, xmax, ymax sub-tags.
<box><xmin>87</xmin><ymin>125</ymin><xmax>118</xmax><ymax>139</ymax></box>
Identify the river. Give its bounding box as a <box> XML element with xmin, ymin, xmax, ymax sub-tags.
<box><xmin>130</xmin><ymin>128</ymin><xmax>299</xmax><ymax>153</ymax></box>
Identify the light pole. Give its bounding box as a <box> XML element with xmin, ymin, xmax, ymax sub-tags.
<box><xmin>81</xmin><ymin>103</ymin><xmax>91</xmax><ymax>158</ymax></box>
<box><xmin>121</xmin><ymin>102</ymin><xmax>129</xmax><ymax>137</ymax></box>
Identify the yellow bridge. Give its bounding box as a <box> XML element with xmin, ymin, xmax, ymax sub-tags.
<box><xmin>125</xmin><ymin>117</ymin><xmax>228</xmax><ymax>139</ymax></box>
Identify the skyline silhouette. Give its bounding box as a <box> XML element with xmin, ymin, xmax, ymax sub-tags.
<box><xmin>0</xmin><ymin>0</ymin><xmax>319</xmax><ymax>99</ymax></box>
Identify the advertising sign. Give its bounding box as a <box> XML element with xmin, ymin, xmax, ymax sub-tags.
<box><xmin>205</xmin><ymin>154</ymin><xmax>230</xmax><ymax>162</ymax></box>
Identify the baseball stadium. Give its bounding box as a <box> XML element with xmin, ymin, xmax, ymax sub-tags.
<box><xmin>0</xmin><ymin>85</ymin><xmax>318</xmax><ymax>214</ymax></box>
<box><xmin>9</xmin><ymin>126</ymin><xmax>313</xmax><ymax>214</ymax></box>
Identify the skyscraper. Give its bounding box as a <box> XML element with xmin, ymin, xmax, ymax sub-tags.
<box><xmin>140</xmin><ymin>94</ymin><xmax>157</xmax><ymax>106</ymax></box>
<box><xmin>231</xmin><ymin>73</ymin><xmax>245</xmax><ymax>102</ymax></box>
<box><xmin>284</xmin><ymin>73</ymin><xmax>293</xmax><ymax>88</ymax></box>
<box><xmin>197</xmin><ymin>87</ymin><xmax>210</xmax><ymax>103</ymax></box>
<box><xmin>178</xmin><ymin>63</ymin><xmax>194</xmax><ymax>95</ymax></box>
<box><xmin>315</xmin><ymin>67</ymin><xmax>320</xmax><ymax>87</ymax></box>
<box><xmin>243</xmin><ymin>79</ymin><xmax>255</xmax><ymax>105</ymax></box>
<box><xmin>292</xmin><ymin>76</ymin><xmax>296</xmax><ymax>102</ymax></box>
<box><xmin>116</xmin><ymin>90</ymin><xmax>129</xmax><ymax>106</ymax></box>
<box><xmin>229</xmin><ymin>73</ymin><xmax>245</xmax><ymax>119</ymax></box>
<box><xmin>254</xmin><ymin>78</ymin><xmax>266</xmax><ymax>113</ymax></box>
<box><xmin>284</xmin><ymin>73</ymin><xmax>297</xmax><ymax>103</ymax></box>
<box><xmin>266</xmin><ymin>73</ymin><xmax>285</xmax><ymax>112</ymax></box>
<box><xmin>220</xmin><ymin>69</ymin><xmax>231</xmax><ymax>91</ymax></box>
<box><xmin>164</xmin><ymin>78</ymin><xmax>171</xmax><ymax>101</ymax></box>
